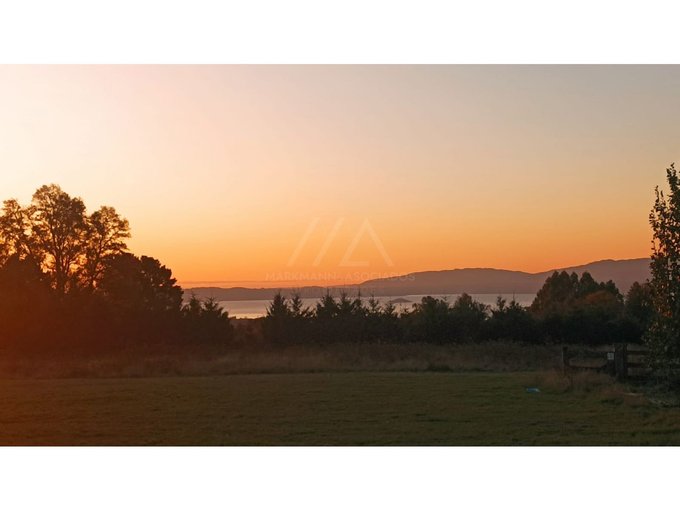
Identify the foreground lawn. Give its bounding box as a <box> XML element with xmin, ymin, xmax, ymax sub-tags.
<box><xmin>0</xmin><ymin>372</ymin><xmax>678</xmax><ymax>445</ymax></box>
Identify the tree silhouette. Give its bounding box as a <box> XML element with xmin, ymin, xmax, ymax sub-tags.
<box><xmin>487</xmin><ymin>297</ymin><xmax>538</xmax><ymax>343</ymax></box>
<box><xmin>625</xmin><ymin>282</ymin><xmax>654</xmax><ymax>336</ymax></box>
<box><xmin>0</xmin><ymin>184</ymin><xmax>238</xmax><ymax>354</ymax></box>
<box><xmin>263</xmin><ymin>292</ymin><xmax>293</xmax><ymax>345</ymax></box>
<box><xmin>98</xmin><ymin>253</ymin><xmax>182</xmax><ymax>314</ymax></box>
<box><xmin>82</xmin><ymin>206</ymin><xmax>130</xmax><ymax>289</ymax></box>
<box><xmin>0</xmin><ymin>254</ymin><xmax>54</xmax><ymax>351</ymax></box>
<box><xmin>449</xmin><ymin>293</ymin><xmax>488</xmax><ymax>341</ymax></box>
<box><xmin>0</xmin><ymin>185</ymin><xmax>129</xmax><ymax>294</ymax></box>
<box><xmin>0</xmin><ymin>199</ymin><xmax>41</xmax><ymax>265</ymax></box>
<box><xmin>182</xmin><ymin>295</ymin><xmax>233</xmax><ymax>346</ymax></box>
<box><xmin>30</xmin><ymin>185</ymin><xmax>88</xmax><ymax>294</ymax></box>
<box><xmin>647</xmin><ymin>163</ymin><xmax>680</xmax><ymax>368</ymax></box>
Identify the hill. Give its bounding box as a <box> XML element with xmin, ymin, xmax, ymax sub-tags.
<box><xmin>357</xmin><ymin>258</ymin><xmax>650</xmax><ymax>296</ymax></box>
<box><xmin>185</xmin><ymin>258</ymin><xmax>650</xmax><ymax>301</ymax></box>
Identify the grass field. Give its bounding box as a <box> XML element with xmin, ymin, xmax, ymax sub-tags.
<box><xmin>1</xmin><ymin>371</ymin><xmax>679</xmax><ymax>445</ymax></box>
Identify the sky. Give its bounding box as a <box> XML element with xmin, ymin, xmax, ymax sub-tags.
<box><xmin>0</xmin><ymin>65</ymin><xmax>678</xmax><ymax>286</ymax></box>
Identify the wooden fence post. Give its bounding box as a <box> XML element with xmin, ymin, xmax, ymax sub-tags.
<box><xmin>606</xmin><ymin>349</ymin><xmax>616</xmax><ymax>376</ymax></box>
<box><xmin>614</xmin><ymin>344</ymin><xmax>628</xmax><ymax>380</ymax></box>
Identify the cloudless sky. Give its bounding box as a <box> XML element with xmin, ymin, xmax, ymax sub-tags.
<box><xmin>0</xmin><ymin>66</ymin><xmax>677</xmax><ymax>286</ymax></box>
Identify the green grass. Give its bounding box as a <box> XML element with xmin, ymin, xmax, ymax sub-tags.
<box><xmin>1</xmin><ymin>372</ymin><xmax>679</xmax><ymax>445</ymax></box>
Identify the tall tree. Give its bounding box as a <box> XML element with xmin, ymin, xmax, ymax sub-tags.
<box><xmin>82</xmin><ymin>206</ymin><xmax>130</xmax><ymax>288</ymax></box>
<box><xmin>0</xmin><ymin>199</ymin><xmax>41</xmax><ymax>265</ymax></box>
<box><xmin>29</xmin><ymin>185</ymin><xmax>87</xmax><ymax>294</ymax></box>
<box><xmin>98</xmin><ymin>253</ymin><xmax>183</xmax><ymax>314</ymax></box>
<box><xmin>647</xmin><ymin>163</ymin><xmax>680</xmax><ymax>367</ymax></box>
<box><xmin>0</xmin><ymin>185</ymin><xmax>130</xmax><ymax>294</ymax></box>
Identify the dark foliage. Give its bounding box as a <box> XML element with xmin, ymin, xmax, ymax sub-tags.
<box><xmin>486</xmin><ymin>297</ymin><xmax>539</xmax><ymax>344</ymax></box>
<box><xmin>530</xmin><ymin>271</ymin><xmax>627</xmax><ymax>345</ymax></box>
<box><xmin>0</xmin><ymin>185</ymin><xmax>233</xmax><ymax>356</ymax></box>
<box><xmin>647</xmin><ymin>163</ymin><xmax>680</xmax><ymax>368</ymax></box>
<box><xmin>182</xmin><ymin>295</ymin><xmax>234</xmax><ymax>348</ymax></box>
<box><xmin>0</xmin><ymin>183</ymin><xmax>661</xmax><ymax>355</ymax></box>
<box><xmin>262</xmin><ymin>275</ymin><xmax>648</xmax><ymax>347</ymax></box>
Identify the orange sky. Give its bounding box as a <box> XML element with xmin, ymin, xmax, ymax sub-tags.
<box><xmin>0</xmin><ymin>65</ymin><xmax>676</xmax><ymax>286</ymax></box>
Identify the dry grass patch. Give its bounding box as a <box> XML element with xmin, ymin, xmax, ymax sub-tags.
<box><xmin>0</xmin><ymin>342</ymin><xmax>562</xmax><ymax>379</ymax></box>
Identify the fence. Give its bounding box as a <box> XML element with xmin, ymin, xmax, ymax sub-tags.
<box><xmin>561</xmin><ymin>344</ymin><xmax>649</xmax><ymax>380</ymax></box>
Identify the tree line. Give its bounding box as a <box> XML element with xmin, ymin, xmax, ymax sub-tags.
<box><xmin>1</xmin><ymin>164</ymin><xmax>680</xmax><ymax>369</ymax></box>
<box><xmin>264</xmin><ymin>163</ymin><xmax>680</xmax><ymax>360</ymax></box>
<box><xmin>0</xmin><ymin>185</ymin><xmax>232</xmax><ymax>355</ymax></box>
<box><xmin>262</xmin><ymin>271</ymin><xmax>653</xmax><ymax>346</ymax></box>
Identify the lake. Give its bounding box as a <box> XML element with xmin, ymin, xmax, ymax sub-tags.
<box><xmin>219</xmin><ymin>293</ymin><xmax>536</xmax><ymax>318</ymax></box>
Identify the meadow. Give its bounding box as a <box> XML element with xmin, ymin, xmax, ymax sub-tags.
<box><xmin>0</xmin><ymin>342</ymin><xmax>561</xmax><ymax>378</ymax></box>
<box><xmin>1</xmin><ymin>370</ymin><xmax>679</xmax><ymax>445</ymax></box>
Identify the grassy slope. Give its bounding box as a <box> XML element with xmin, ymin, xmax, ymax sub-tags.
<box><xmin>1</xmin><ymin>372</ymin><xmax>679</xmax><ymax>445</ymax></box>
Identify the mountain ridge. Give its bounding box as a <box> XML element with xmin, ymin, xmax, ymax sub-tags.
<box><xmin>185</xmin><ymin>258</ymin><xmax>651</xmax><ymax>301</ymax></box>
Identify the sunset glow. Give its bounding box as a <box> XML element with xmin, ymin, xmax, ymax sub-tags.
<box><xmin>1</xmin><ymin>65</ymin><xmax>676</xmax><ymax>286</ymax></box>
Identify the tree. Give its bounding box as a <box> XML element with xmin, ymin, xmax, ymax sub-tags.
<box><xmin>263</xmin><ymin>291</ymin><xmax>305</xmax><ymax>345</ymax></box>
<box><xmin>81</xmin><ymin>206</ymin><xmax>130</xmax><ymax>288</ymax></box>
<box><xmin>487</xmin><ymin>296</ymin><xmax>538</xmax><ymax>343</ymax></box>
<box><xmin>363</xmin><ymin>296</ymin><xmax>401</xmax><ymax>343</ymax></box>
<box><xmin>402</xmin><ymin>296</ymin><xmax>453</xmax><ymax>344</ymax></box>
<box><xmin>0</xmin><ymin>185</ymin><xmax>130</xmax><ymax>294</ymax></box>
<box><xmin>0</xmin><ymin>199</ymin><xmax>41</xmax><ymax>265</ymax></box>
<box><xmin>647</xmin><ymin>163</ymin><xmax>680</xmax><ymax>368</ymax></box>
<box><xmin>182</xmin><ymin>295</ymin><xmax>233</xmax><ymax>346</ymax></box>
<box><xmin>530</xmin><ymin>271</ymin><xmax>623</xmax><ymax>344</ymax></box>
<box><xmin>30</xmin><ymin>185</ymin><xmax>87</xmax><ymax>294</ymax></box>
<box><xmin>623</xmin><ymin>282</ymin><xmax>654</xmax><ymax>343</ymax></box>
<box><xmin>449</xmin><ymin>293</ymin><xmax>488</xmax><ymax>342</ymax></box>
<box><xmin>98</xmin><ymin>253</ymin><xmax>183</xmax><ymax>314</ymax></box>
<box><xmin>315</xmin><ymin>292</ymin><xmax>339</xmax><ymax>321</ymax></box>
<box><xmin>530</xmin><ymin>271</ymin><xmax>578</xmax><ymax>315</ymax></box>
<box><xmin>96</xmin><ymin>253</ymin><xmax>183</xmax><ymax>344</ymax></box>
<box><xmin>531</xmin><ymin>271</ymin><xmax>621</xmax><ymax>315</ymax></box>
<box><xmin>0</xmin><ymin>184</ymin><xmax>245</xmax><ymax>353</ymax></box>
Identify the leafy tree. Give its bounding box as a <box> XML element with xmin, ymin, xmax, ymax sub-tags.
<box><xmin>487</xmin><ymin>297</ymin><xmax>538</xmax><ymax>343</ymax></box>
<box><xmin>449</xmin><ymin>293</ymin><xmax>488</xmax><ymax>342</ymax></box>
<box><xmin>565</xmin><ymin>289</ymin><xmax>625</xmax><ymax>345</ymax></box>
<box><xmin>402</xmin><ymin>296</ymin><xmax>452</xmax><ymax>344</ymax></box>
<box><xmin>0</xmin><ymin>199</ymin><xmax>41</xmax><ymax>265</ymax></box>
<box><xmin>30</xmin><ymin>185</ymin><xmax>88</xmax><ymax>294</ymax></box>
<box><xmin>98</xmin><ymin>253</ymin><xmax>182</xmax><ymax>314</ymax></box>
<box><xmin>622</xmin><ymin>281</ymin><xmax>654</xmax><ymax>343</ymax></box>
<box><xmin>530</xmin><ymin>271</ymin><xmax>623</xmax><ymax>344</ymax></box>
<box><xmin>530</xmin><ymin>271</ymin><xmax>577</xmax><ymax>315</ymax></box>
<box><xmin>0</xmin><ymin>185</ymin><xmax>129</xmax><ymax>294</ymax></box>
<box><xmin>530</xmin><ymin>271</ymin><xmax>620</xmax><ymax>317</ymax></box>
<box><xmin>647</xmin><ymin>163</ymin><xmax>680</xmax><ymax>368</ymax></box>
<box><xmin>0</xmin><ymin>184</ymin><xmax>247</xmax><ymax>353</ymax></box>
<box><xmin>97</xmin><ymin>253</ymin><xmax>183</xmax><ymax>344</ymax></box>
<box><xmin>81</xmin><ymin>206</ymin><xmax>130</xmax><ymax>288</ymax></box>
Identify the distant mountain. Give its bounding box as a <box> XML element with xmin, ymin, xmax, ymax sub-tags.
<box><xmin>185</xmin><ymin>258</ymin><xmax>651</xmax><ymax>302</ymax></box>
<box><xmin>357</xmin><ymin>258</ymin><xmax>651</xmax><ymax>296</ymax></box>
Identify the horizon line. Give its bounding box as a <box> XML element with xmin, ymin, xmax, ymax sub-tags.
<box><xmin>178</xmin><ymin>256</ymin><xmax>650</xmax><ymax>288</ymax></box>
